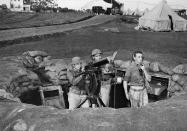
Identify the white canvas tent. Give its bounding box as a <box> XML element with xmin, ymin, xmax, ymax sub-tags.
<box><xmin>133</xmin><ymin>8</ymin><xmax>143</xmax><ymax>16</ymax></box>
<box><xmin>54</xmin><ymin>0</ymin><xmax>90</xmax><ymax>10</ymax></box>
<box><xmin>143</xmin><ymin>8</ymin><xmax>149</xmax><ymax>15</ymax></box>
<box><xmin>81</xmin><ymin>0</ymin><xmax>112</xmax><ymax>10</ymax></box>
<box><xmin>139</xmin><ymin>0</ymin><xmax>187</xmax><ymax>31</ymax></box>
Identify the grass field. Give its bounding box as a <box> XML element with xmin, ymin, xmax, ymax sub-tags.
<box><xmin>0</xmin><ymin>11</ymin><xmax>93</xmax><ymax>30</ymax></box>
<box><xmin>0</xmin><ymin>16</ymin><xmax>186</xmax><ymax>67</ymax></box>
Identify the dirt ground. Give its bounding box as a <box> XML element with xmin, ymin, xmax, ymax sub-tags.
<box><xmin>0</xmin><ymin>16</ymin><xmax>186</xmax><ymax>68</ymax></box>
<box><xmin>0</xmin><ymin>11</ymin><xmax>93</xmax><ymax>30</ymax></box>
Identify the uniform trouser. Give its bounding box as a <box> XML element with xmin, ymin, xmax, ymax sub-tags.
<box><xmin>129</xmin><ymin>86</ymin><xmax>148</xmax><ymax>108</ymax></box>
<box><xmin>100</xmin><ymin>84</ymin><xmax>111</xmax><ymax>107</ymax></box>
<box><xmin>68</xmin><ymin>92</ymin><xmax>89</xmax><ymax>110</ymax></box>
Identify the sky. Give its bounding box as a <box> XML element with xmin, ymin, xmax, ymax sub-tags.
<box><xmin>54</xmin><ymin>0</ymin><xmax>187</xmax><ymax>10</ymax></box>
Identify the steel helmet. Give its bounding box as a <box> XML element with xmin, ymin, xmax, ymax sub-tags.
<box><xmin>71</xmin><ymin>56</ymin><xmax>82</xmax><ymax>65</ymax></box>
<box><xmin>91</xmin><ymin>49</ymin><xmax>102</xmax><ymax>56</ymax></box>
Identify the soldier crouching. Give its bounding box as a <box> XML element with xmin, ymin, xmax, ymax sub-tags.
<box><xmin>67</xmin><ymin>57</ymin><xmax>89</xmax><ymax>109</ymax></box>
<box><xmin>123</xmin><ymin>51</ymin><xmax>151</xmax><ymax>108</ymax></box>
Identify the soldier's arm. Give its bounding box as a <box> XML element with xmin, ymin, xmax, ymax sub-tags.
<box><xmin>67</xmin><ymin>70</ymin><xmax>83</xmax><ymax>86</ymax></box>
<box><xmin>141</xmin><ymin>65</ymin><xmax>151</xmax><ymax>82</ymax></box>
<box><xmin>123</xmin><ymin>68</ymin><xmax>131</xmax><ymax>100</ymax></box>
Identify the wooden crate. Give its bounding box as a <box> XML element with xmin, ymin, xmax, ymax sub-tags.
<box><xmin>149</xmin><ymin>72</ymin><xmax>171</xmax><ymax>96</ymax></box>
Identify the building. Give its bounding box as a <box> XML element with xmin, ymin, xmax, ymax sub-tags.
<box><xmin>10</xmin><ymin>0</ymin><xmax>24</xmax><ymax>11</ymax></box>
<box><xmin>0</xmin><ymin>0</ymin><xmax>30</xmax><ymax>12</ymax></box>
<box><xmin>0</xmin><ymin>0</ymin><xmax>11</xmax><ymax>8</ymax></box>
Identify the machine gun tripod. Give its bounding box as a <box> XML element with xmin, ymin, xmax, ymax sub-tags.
<box><xmin>75</xmin><ymin>68</ymin><xmax>106</xmax><ymax>108</ymax></box>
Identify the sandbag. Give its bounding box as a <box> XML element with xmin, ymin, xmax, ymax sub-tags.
<box><xmin>45</xmin><ymin>71</ymin><xmax>57</xmax><ymax>79</ymax></box>
<box><xmin>23</xmin><ymin>51</ymin><xmax>48</xmax><ymax>57</ymax></box>
<box><xmin>114</xmin><ymin>60</ymin><xmax>124</xmax><ymax>67</ymax></box>
<box><xmin>120</xmin><ymin>60</ymin><xmax>131</xmax><ymax>69</ymax></box>
<box><xmin>0</xmin><ymin>57</ymin><xmax>25</xmax><ymax>90</ymax></box>
<box><xmin>18</xmin><ymin>55</ymin><xmax>36</xmax><ymax>68</ymax></box>
<box><xmin>143</xmin><ymin>60</ymin><xmax>151</xmax><ymax>69</ymax></box>
<box><xmin>0</xmin><ymin>57</ymin><xmax>41</xmax><ymax>98</ymax></box>
<box><xmin>59</xmin><ymin>75</ymin><xmax>68</xmax><ymax>80</ymax></box>
<box><xmin>0</xmin><ymin>89</ymin><xmax>20</xmax><ymax>102</ymax></box>
<box><xmin>159</xmin><ymin>64</ymin><xmax>174</xmax><ymax>75</ymax></box>
<box><xmin>20</xmin><ymin>51</ymin><xmax>50</xmax><ymax>69</ymax></box>
<box><xmin>149</xmin><ymin>62</ymin><xmax>160</xmax><ymax>72</ymax></box>
<box><xmin>8</xmin><ymin>73</ymin><xmax>41</xmax><ymax>97</ymax></box>
<box><xmin>38</xmin><ymin>59</ymin><xmax>68</xmax><ymax>85</ymax></box>
<box><xmin>173</xmin><ymin>64</ymin><xmax>187</xmax><ymax>75</ymax></box>
<box><xmin>168</xmin><ymin>80</ymin><xmax>183</xmax><ymax>93</ymax></box>
<box><xmin>172</xmin><ymin>74</ymin><xmax>187</xmax><ymax>88</ymax></box>
<box><xmin>58</xmin><ymin>71</ymin><xmax>67</xmax><ymax>76</ymax></box>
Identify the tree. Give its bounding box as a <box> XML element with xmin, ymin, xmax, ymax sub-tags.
<box><xmin>30</xmin><ymin>0</ymin><xmax>56</xmax><ymax>12</ymax></box>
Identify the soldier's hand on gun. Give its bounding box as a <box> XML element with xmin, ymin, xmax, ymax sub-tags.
<box><xmin>81</xmin><ymin>66</ymin><xmax>85</xmax><ymax>72</ymax></box>
<box><xmin>140</xmin><ymin>64</ymin><xmax>146</xmax><ymax>71</ymax></box>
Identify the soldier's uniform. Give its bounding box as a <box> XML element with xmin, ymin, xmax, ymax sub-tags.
<box><xmin>67</xmin><ymin>57</ymin><xmax>89</xmax><ymax>109</ymax></box>
<box><xmin>124</xmin><ymin>61</ymin><xmax>150</xmax><ymax>108</ymax></box>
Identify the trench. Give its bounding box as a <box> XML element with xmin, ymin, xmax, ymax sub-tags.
<box><xmin>18</xmin><ymin>74</ymin><xmax>169</xmax><ymax>109</ymax></box>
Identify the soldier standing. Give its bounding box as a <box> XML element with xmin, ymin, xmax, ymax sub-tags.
<box><xmin>67</xmin><ymin>57</ymin><xmax>89</xmax><ymax>109</ymax></box>
<box><xmin>123</xmin><ymin>51</ymin><xmax>151</xmax><ymax>108</ymax></box>
<box><xmin>90</xmin><ymin>49</ymin><xmax>114</xmax><ymax>107</ymax></box>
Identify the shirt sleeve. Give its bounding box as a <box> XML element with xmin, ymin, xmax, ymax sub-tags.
<box><xmin>67</xmin><ymin>69</ymin><xmax>83</xmax><ymax>86</ymax></box>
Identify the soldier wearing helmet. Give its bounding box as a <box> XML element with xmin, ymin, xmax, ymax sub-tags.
<box><xmin>67</xmin><ymin>56</ymin><xmax>90</xmax><ymax>109</ymax></box>
<box><xmin>90</xmin><ymin>49</ymin><xmax>114</xmax><ymax>107</ymax></box>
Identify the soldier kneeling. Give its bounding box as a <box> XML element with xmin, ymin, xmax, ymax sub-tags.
<box><xmin>67</xmin><ymin>57</ymin><xmax>89</xmax><ymax>109</ymax></box>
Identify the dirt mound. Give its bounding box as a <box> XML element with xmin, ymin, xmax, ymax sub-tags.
<box><xmin>0</xmin><ymin>94</ymin><xmax>187</xmax><ymax>131</ymax></box>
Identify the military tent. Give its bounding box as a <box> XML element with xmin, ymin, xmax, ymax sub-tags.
<box><xmin>81</xmin><ymin>0</ymin><xmax>112</xmax><ymax>10</ymax></box>
<box><xmin>139</xmin><ymin>0</ymin><xmax>187</xmax><ymax>31</ymax></box>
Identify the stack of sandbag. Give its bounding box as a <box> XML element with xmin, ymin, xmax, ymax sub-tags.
<box><xmin>8</xmin><ymin>68</ymin><xmax>41</xmax><ymax>97</ymax></box>
<box><xmin>114</xmin><ymin>60</ymin><xmax>150</xmax><ymax>70</ymax></box>
<box><xmin>149</xmin><ymin>62</ymin><xmax>174</xmax><ymax>75</ymax></box>
<box><xmin>114</xmin><ymin>60</ymin><xmax>131</xmax><ymax>69</ymax></box>
<box><xmin>172</xmin><ymin>64</ymin><xmax>187</xmax><ymax>75</ymax></box>
<box><xmin>18</xmin><ymin>51</ymin><xmax>51</xmax><ymax>69</ymax></box>
<box><xmin>0</xmin><ymin>56</ymin><xmax>41</xmax><ymax>99</ymax></box>
<box><xmin>0</xmin><ymin>89</ymin><xmax>20</xmax><ymax>102</ymax></box>
<box><xmin>170</xmin><ymin>74</ymin><xmax>187</xmax><ymax>92</ymax></box>
<box><xmin>39</xmin><ymin>59</ymin><xmax>69</xmax><ymax>86</ymax></box>
<box><xmin>114</xmin><ymin>60</ymin><xmax>186</xmax><ymax>97</ymax></box>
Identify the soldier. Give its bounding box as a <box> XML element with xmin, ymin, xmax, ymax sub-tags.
<box><xmin>90</xmin><ymin>49</ymin><xmax>114</xmax><ymax>107</ymax></box>
<box><xmin>67</xmin><ymin>57</ymin><xmax>89</xmax><ymax>109</ymax></box>
<box><xmin>123</xmin><ymin>51</ymin><xmax>151</xmax><ymax>108</ymax></box>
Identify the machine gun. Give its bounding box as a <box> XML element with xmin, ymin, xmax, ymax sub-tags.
<box><xmin>76</xmin><ymin>51</ymin><xmax>118</xmax><ymax>108</ymax></box>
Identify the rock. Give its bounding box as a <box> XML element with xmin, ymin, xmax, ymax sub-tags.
<box><xmin>173</xmin><ymin>64</ymin><xmax>187</xmax><ymax>75</ymax></box>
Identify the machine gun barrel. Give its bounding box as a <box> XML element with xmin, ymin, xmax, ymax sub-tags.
<box><xmin>85</xmin><ymin>58</ymin><xmax>109</xmax><ymax>70</ymax></box>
